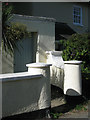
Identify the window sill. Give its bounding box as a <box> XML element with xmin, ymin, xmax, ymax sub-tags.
<box><xmin>73</xmin><ymin>23</ymin><xmax>83</xmax><ymax>27</ymax></box>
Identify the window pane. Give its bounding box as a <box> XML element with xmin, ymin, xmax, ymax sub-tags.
<box><xmin>76</xmin><ymin>16</ymin><xmax>78</xmax><ymax>23</ymax></box>
<box><xmin>74</xmin><ymin>15</ymin><xmax>75</xmax><ymax>23</ymax></box>
<box><xmin>78</xmin><ymin>10</ymin><xmax>80</xmax><ymax>15</ymax></box>
<box><xmin>73</xmin><ymin>6</ymin><xmax>82</xmax><ymax>24</ymax></box>
<box><xmin>79</xmin><ymin>16</ymin><xmax>81</xmax><ymax>23</ymax></box>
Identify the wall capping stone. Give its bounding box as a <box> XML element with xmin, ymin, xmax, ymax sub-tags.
<box><xmin>13</xmin><ymin>14</ymin><xmax>56</xmax><ymax>23</ymax></box>
<box><xmin>0</xmin><ymin>72</ymin><xmax>42</xmax><ymax>82</ymax></box>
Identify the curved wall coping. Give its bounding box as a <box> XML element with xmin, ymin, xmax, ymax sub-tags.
<box><xmin>26</xmin><ymin>62</ymin><xmax>52</xmax><ymax>68</ymax></box>
<box><xmin>0</xmin><ymin>72</ymin><xmax>42</xmax><ymax>82</ymax></box>
<box><xmin>51</xmin><ymin>51</ymin><xmax>62</xmax><ymax>56</ymax></box>
<box><xmin>13</xmin><ymin>14</ymin><xmax>56</xmax><ymax>22</ymax></box>
<box><xmin>46</xmin><ymin>51</ymin><xmax>63</xmax><ymax>56</ymax></box>
<box><xmin>45</xmin><ymin>51</ymin><xmax>52</xmax><ymax>55</ymax></box>
<box><xmin>64</xmin><ymin>60</ymin><xmax>82</xmax><ymax>64</ymax></box>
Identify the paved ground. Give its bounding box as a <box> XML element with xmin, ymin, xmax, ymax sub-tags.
<box><xmin>59</xmin><ymin>111</ymin><xmax>88</xmax><ymax>118</ymax></box>
<box><xmin>51</xmin><ymin>85</ymin><xmax>89</xmax><ymax>119</ymax></box>
<box><xmin>51</xmin><ymin>98</ymin><xmax>88</xmax><ymax>118</ymax></box>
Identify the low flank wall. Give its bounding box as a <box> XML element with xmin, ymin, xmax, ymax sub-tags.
<box><xmin>0</xmin><ymin>63</ymin><xmax>51</xmax><ymax>118</ymax></box>
<box><xmin>46</xmin><ymin>51</ymin><xmax>64</xmax><ymax>90</ymax></box>
<box><xmin>50</xmin><ymin>65</ymin><xmax>64</xmax><ymax>89</ymax></box>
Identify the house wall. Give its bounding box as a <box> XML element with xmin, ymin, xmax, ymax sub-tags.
<box><xmin>31</xmin><ymin>2</ymin><xmax>88</xmax><ymax>33</ymax></box>
<box><xmin>13</xmin><ymin>2</ymin><xmax>89</xmax><ymax>33</ymax></box>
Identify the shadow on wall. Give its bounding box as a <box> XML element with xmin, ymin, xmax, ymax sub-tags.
<box><xmin>66</xmin><ymin>89</ymin><xmax>81</xmax><ymax>96</ymax></box>
<box><xmin>51</xmin><ymin>85</ymin><xmax>64</xmax><ymax>100</ymax></box>
<box><xmin>2</xmin><ymin>108</ymin><xmax>50</xmax><ymax>120</ymax></box>
<box><xmin>2</xmin><ymin>51</ymin><xmax>13</xmax><ymax>73</ymax></box>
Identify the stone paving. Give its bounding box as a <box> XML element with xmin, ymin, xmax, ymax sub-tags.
<box><xmin>51</xmin><ymin>97</ymin><xmax>88</xmax><ymax>118</ymax></box>
<box><xmin>51</xmin><ymin>85</ymin><xmax>89</xmax><ymax>119</ymax></box>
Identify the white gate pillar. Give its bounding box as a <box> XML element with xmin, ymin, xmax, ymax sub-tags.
<box><xmin>64</xmin><ymin>60</ymin><xmax>82</xmax><ymax>96</ymax></box>
<box><xmin>26</xmin><ymin>63</ymin><xmax>52</xmax><ymax>109</ymax></box>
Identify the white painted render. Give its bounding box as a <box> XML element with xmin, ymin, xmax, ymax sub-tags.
<box><xmin>50</xmin><ymin>65</ymin><xmax>64</xmax><ymax>89</ymax></box>
<box><xmin>64</xmin><ymin>61</ymin><xmax>82</xmax><ymax>96</ymax></box>
<box><xmin>2</xmin><ymin>15</ymin><xmax>55</xmax><ymax>73</ymax></box>
<box><xmin>12</xmin><ymin>14</ymin><xmax>55</xmax><ymax>63</ymax></box>
<box><xmin>45</xmin><ymin>51</ymin><xmax>82</xmax><ymax>96</ymax></box>
<box><xmin>46</xmin><ymin>51</ymin><xmax>64</xmax><ymax>89</ymax></box>
<box><xmin>26</xmin><ymin>63</ymin><xmax>52</xmax><ymax>109</ymax></box>
<box><xmin>0</xmin><ymin>63</ymin><xmax>51</xmax><ymax>118</ymax></box>
<box><xmin>2</xmin><ymin>50</ymin><xmax>14</xmax><ymax>73</ymax></box>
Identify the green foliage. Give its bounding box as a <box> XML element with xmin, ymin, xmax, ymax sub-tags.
<box><xmin>75</xmin><ymin>103</ymin><xmax>87</xmax><ymax>111</ymax></box>
<box><xmin>2</xmin><ymin>2</ymin><xmax>13</xmax><ymax>26</ymax></box>
<box><xmin>3</xmin><ymin>22</ymin><xmax>31</xmax><ymax>53</ymax></box>
<box><xmin>2</xmin><ymin>3</ymin><xmax>31</xmax><ymax>54</ymax></box>
<box><xmin>51</xmin><ymin>112</ymin><xmax>63</xmax><ymax>118</ymax></box>
<box><xmin>61</xmin><ymin>33</ymin><xmax>90</xmax><ymax>75</ymax></box>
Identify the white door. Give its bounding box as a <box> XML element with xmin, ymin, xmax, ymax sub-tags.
<box><xmin>14</xmin><ymin>33</ymin><xmax>37</xmax><ymax>73</ymax></box>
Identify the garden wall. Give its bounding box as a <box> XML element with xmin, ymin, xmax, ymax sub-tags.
<box><xmin>0</xmin><ymin>63</ymin><xmax>51</xmax><ymax>118</ymax></box>
<box><xmin>46</xmin><ymin>51</ymin><xmax>64</xmax><ymax>90</ymax></box>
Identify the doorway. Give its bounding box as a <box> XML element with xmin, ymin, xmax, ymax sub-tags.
<box><xmin>14</xmin><ymin>32</ymin><xmax>37</xmax><ymax>73</ymax></box>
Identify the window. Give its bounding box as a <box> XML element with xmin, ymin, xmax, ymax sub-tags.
<box><xmin>73</xmin><ymin>6</ymin><xmax>82</xmax><ymax>25</ymax></box>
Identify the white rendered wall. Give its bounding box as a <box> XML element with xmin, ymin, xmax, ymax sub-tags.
<box><xmin>1</xmin><ymin>72</ymin><xmax>50</xmax><ymax>117</ymax></box>
<box><xmin>2</xmin><ymin>50</ymin><xmax>14</xmax><ymax>73</ymax></box>
<box><xmin>0</xmin><ymin>63</ymin><xmax>51</xmax><ymax>118</ymax></box>
<box><xmin>2</xmin><ymin>74</ymin><xmax>42</xmax><ymax>117</ymax></box>
<box><xmin>46</xmin><ymin>51</ymin><xmax>64</xmax><ymax>89</ymax></box>
<box><xmin>50</xmin><ymin>66</ymin><xmax>64</xmax><ymax>89</ymax></box>
<box><xmin>26</xmin><ymin>63</ymin><xmax>52</xmax><ymax>109</ymax></box>
<box><xmin>2</xmin><ymin>15</ymin><xmax>55</xmax><ymax>73</ymax></box>
<box><xmin>64</xmin><ymin>61</ymin><xmax>82</xmax><ymax>96</ymax></box>
<box><xmin>12</xmin><ymin>15</ymin><xmax>55</xmax><ymax>63</ymax></box>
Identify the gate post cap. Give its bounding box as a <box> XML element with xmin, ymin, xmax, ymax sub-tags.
<box><xmin>26</xmin><ymin>62</ymin><xmax>52</xmax><ymax>68</ymax></box>
<box><xmin>64</xmin><ymin>60</ymin><xmax>82</xmax><ymax>64</ymax></box>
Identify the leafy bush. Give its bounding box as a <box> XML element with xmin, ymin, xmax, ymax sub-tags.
<box><xmin>2</xmin><ymin>22</ymin><xmax>30</xmax><ymax>53</ymax></box>
<box><xmin>2</xmin><ymin>3</ymin><xmax>30</xmax><ymax>54</ymax></box>
<box><xmin>60</xmin><ymin>33</ymin><xmax>90</xmax><ymax>75</ymax></box>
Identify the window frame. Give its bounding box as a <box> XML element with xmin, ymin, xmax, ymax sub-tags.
<box><xmin>73</xmin><ymin>5</ymin><xmax>83</xmax><ymax>26</ymax></box>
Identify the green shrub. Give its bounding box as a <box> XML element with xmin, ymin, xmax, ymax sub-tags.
<box><xmin>3</xmin><ymin>22</ymin><xmax>31</xmax><ymax>53</ymax></box>
<box><xmin>2</xmin><ymin>3</ymin><xmax>31</xmax><ymax>54</ymax></box>
<box><xmin>60</xmin><ymin>33</ymin><xmax>90</xmax><ymax>76</ymax></box>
